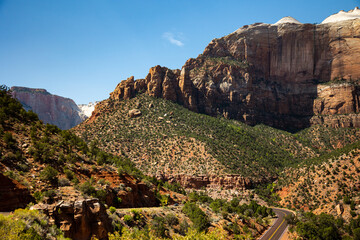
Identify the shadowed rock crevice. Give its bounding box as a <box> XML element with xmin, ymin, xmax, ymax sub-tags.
<box><xmin>0</xmin><ymin>172</ymin><xmax>34</xmax><ymax>211</ymax></box>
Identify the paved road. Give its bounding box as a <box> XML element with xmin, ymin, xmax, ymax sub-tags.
<box><xmin>259</xmin><ymin>208</ymin><xmax>293</xmax><ymax>240</ymax></box>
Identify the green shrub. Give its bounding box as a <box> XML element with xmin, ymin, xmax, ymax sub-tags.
<box><xmin>163</xmin><ymin>181</ymin><xmax>186</xmax><ymax>195</ymax></box>
<box><xmin>182</xmin><ymin>202</ymin><xmax>209</xmax><ymax>232</ymax></box>
<box><xmin>354</xmin><ymin>228</ymin><xmax>360</xmax><ymax>240</ymax></box>
<box><xmin>230</xmin><ymin>197</ymin><xmax>240</xmax><ymax>208</ymax></box>
<box><xmin>151</xmin><ymin>216</ymin><xmax>167</xmax><ymax>238</ymax></box>
<box><xmin>344</xmin><ymin>196</ymin><xmax>351</xmax><ymax>204</ymax></box>
<box><xmin>295</xmin><ymin>212</ymin><xmax>341</xmax><ymax>240</ymax></box>
<box><xmin>179</xmin><ymin>220</ymin><xmax>190</xmax><ymax>235</ymax></box>
<box><xmin>33</xmin><ymin>191</ymin><xmax>43</xmax><ymax>203</ymax></box>
<box><xmin>64</xmin><ymin>169</ymin><xmax>75</xmax><ymax>180</ymax></box>
<box><xmin>165</xmin><ymin>213</ymin><xmax>179</xmax><ymax>226</ymax></box>
<box><xmin>188</xmin><ymin>191</ymin><xmax>213</xmax><ymax>204</ymax></box>
<box><xmin>351</xmin><ymin>201</ymin><xmax>356</xmax><ymax>210</ymax></box>
<box><xmin>40</xmin><ymin>166</ymin><xmax>58</xmax><ymax>184</ymax></box>
<box><xmin>79</xmin><ymin>181</ymin><xmax>96</xmax><ymax>196</ymax></box>
<box><xmin>0</xmin><ymin>209</ymin><xmax>66</xmax><ymax>239</ymax></box>
<box><xmin>109</xmin><ymin>206</ymin><xmax>116</xmax><ymax>214</ymax></box>
<box><xmin>209</xmin><ymin>199</ymin><xmax>226</xmax><ymax>213</ymax></box>
<box><xmin>123</xmin><ymin>214</ymin><xmax>133</xmax><ymax>225</ymax></box>
<box><xmin>95</xmin><ymin>189</ymin><xmax>107</xmax><ymax>202</ymax></box>
<box><xmin>58</xmin><ymin>178</ymin><xmax>70</xmax><ymax>187</ymax></box>
<box><xmin>3</xmin><ymin>132</ymin><xmax>16</xmax><ymax>148</ymax></box>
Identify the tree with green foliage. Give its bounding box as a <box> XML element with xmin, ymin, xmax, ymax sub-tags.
<box><xmin>182</xmin><ymin>202</ymin><xmax>209</xmax><ymax>232</ymax></box>
<box><xmin>40</xmin><ymin>166</ymin><xmax>58</xmax><ymax>185</ymax></box>
<box><xmin>0</xmin><ymin>209</ymin><xmax>67</xmax><ymax>239</ymax></box>
<box><xmin>295</xmin><ymin>212</ymin><xmax>341</xmax><ymax>240</ymax></box>
<box><xmin>151</xmin><ymin>216</ymin><xmax>167</xmax><ymax>238</ymax></box>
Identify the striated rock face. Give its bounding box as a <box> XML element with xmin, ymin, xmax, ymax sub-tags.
<box><xmin>163</xmin><ymin>174</ymin><xmax>272</xmax><ymax>190</ymax></box>
<box><xmin>0</xmin><ymin>173</ymin><xmax>34</xmax><ymax>211</ymax></box>
<box><xmin>11</xmin><ymin>87</ymin><xmax>86</xmax><ymax>130</ymax></box>
<box><xmin>31</xmin><ymin>199</ymin><xmax>113</xmax><ymax>240</ymax></box>
<box><xmin>103</xmin><ymin>17</ymin><xmax>360</xmax><ymax>131</ymax></box>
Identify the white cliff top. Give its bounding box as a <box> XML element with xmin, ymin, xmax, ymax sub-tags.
<box><xmin>274</xmin><ymin>16</ymin><xmax>302</xmax><ymax>25</ymax></box>
<box><xmin>322</xmin><ymin>7</ymin><xmax>360</xmax><ymax>24</ymax></box>
<box><xmin>78</xmin><ymin>102</ymin><xmax>98</xmax><ymax>118</ymax></box>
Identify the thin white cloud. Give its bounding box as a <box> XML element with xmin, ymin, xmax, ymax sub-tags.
<box><xmin>162</xmin><ymin>32</ymin><xmax>184</xmax><ymax>47</ymax></box>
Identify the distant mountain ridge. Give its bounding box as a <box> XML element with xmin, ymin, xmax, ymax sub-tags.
<box><xmin>11</xmin><ymin>86</ymin><xmax>87</xmax><ymax>129</ymax></box>
<box><xmin>78</xmin><ymin>102</ymin><xmax>98</xmax><ymax>118</ymax></box>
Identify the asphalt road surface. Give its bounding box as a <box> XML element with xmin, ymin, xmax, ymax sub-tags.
<box><xmin>259</xmin><ymin>208</ymin><xmax>293</xmax><ymax>240</ymax></box>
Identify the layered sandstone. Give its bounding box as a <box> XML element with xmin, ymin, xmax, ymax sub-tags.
<box><xmin>11</xmin><ymin>87</ymin><xmax>86</xmax><ymax>130</ymax></box>
<box><xmin>100</xmin><ymin>17</ymin><xmax>360</xmax><ymax>131</ymax></box>
<box><xmin>31</xmin><ymin>199</ymin><xmax>113</xmax><ymax>240</ymax></box>
<box><xmin>163</xmin><ymin>174</ymin><xmax>271</xmax><ymax>190</ymax></box>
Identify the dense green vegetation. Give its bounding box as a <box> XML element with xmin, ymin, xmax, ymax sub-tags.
<box><xmin>0</xmin><ymin>209</ymin><xmax>68</xmax><ymax>240</ymax></box>
<box><xmin>187</xmin><ymin>191</ymin><xmax>274</xmax><ymax>219</ymax></box>
<box><xmin>75</xmin><ymin>93</ymin><xmax>360</xmax><ymax>180</ymax></box>
<box><xmin>108</xmin><ymin>192</ymin><xmax>273</xmax><ymax>239</ymax></box>
<box><xmin>0</xmin><ymin>85</ymin><xmax>150</xmax><ymax>210</ymax></box>
<box><xmin>287</xmin><ymin>211</ymin><xmax>360</xmax><ymax>240</ymax></box>
<box><xmin>182</xmin><ymin>202</ymin><xmax>210</xmax><ymax>232</ymax></box>
<box><xmin>0</xmin><ymin>85</ymin><xmax>38</xmax><ymax>126</ymax></box>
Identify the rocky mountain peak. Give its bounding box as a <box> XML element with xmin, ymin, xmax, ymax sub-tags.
<box><xmin>274</xmin><ymin>16</ymin><xmax>302</xmax><ymax>25</ymax></box>
<box><xmin>322</xmin><ymin>7</ymin><xmax>360</xmax><ymax>24</ymax></box>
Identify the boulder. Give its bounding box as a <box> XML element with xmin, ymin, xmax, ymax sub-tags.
<box><xmin>128</xmin><ymin>109</ymin><xmax>142</xmax><ymax>118</ymax></box>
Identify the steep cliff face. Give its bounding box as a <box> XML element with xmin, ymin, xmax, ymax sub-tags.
<box><xmin>103</xmin><ymin>17</ymin><xmax>360</xmax><ymax>131</ymax></box>
<box><xmin>11</xmin><ymin>87</ymin><xmax>86</xmax><ymax>130</ymax></box>
<box><xmin>0</xmin><ymin>172</ymin><xmax>34</xmax><ymax>211</ymax></box>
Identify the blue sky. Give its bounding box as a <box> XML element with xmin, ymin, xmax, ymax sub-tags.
<box><xmin>1</xmin><ymin>0</ymin><xmax>358</xmax><ymax>104</ymax></box>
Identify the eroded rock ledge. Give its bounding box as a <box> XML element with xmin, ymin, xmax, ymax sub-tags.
<box><xmin>31</xmin><ymin>199</ymin><xmax>112</xmax><ymax>240</ymax></box>
<box><xmin>160</xmin><ymin>174</ymin><xmax>274</xmax><ymax>190</ymax></box>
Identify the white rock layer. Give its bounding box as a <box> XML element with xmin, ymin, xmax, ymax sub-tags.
<box><xmin>322</xmin><ymin>7</ymin><xmax>360</xmax><ymax>24</ymax></box>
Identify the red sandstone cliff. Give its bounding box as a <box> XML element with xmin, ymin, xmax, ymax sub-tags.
<box><xmin>11</xmin><ymin>87</ymin><xmax>86</xmax><ymax>130</ymax></box>
<box><xmin>31</xmin><ymin>199</ymin><xmax>113</xmax><ymax>240</ymax></box>
<box><xmin>0</xmin><ymin>172</ymin><xmax>34</xmax><ymax>211</ymax></box>
<box><xmin>96</xmin><ymin>18</ymin><xmax>360</xmax><ymax>131</ymax></box>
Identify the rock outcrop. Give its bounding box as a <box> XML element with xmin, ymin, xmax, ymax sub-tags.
<box><xmin>98</xmin><ymin>15</ymin><xmax>360</xmax><ymax>131</ymax></box>
<box><xmin>31</xmin><ymin>199</ymin><xmax>113</xmax><ymax>240</ymax></box>
<box><xmin>128</xmin><ymin>109</ymin><xmax>142</xmax><ymax>118</ymax></box>
<box><xmin>92</xmin><ymin>172</ymin><xmax>158</xmax><ymax>208</ymax></box>
<box><xmin>0</xmin><ymin>172</ymin><xmax>34</xmax><ymax>211</ymax></box>
<box><xmin>11</xmin><ymin>87</ymin><xmax>86</xmax><ymax>130</ymax></box>
<box><xmin>162</xmin><ymin>174</ymin><xmax>272</xmax><ymax>190</ymax></box>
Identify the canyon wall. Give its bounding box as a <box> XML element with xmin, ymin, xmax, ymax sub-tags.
<box><xmin>102</xmin><ymin>18</ymin><xmax>360</xmax><ymax>131</ymax></box>
<box><xmin>11</xmin><ymin>87</ymin><xmax>86</xmax><ymax>130</ymax></box>
<box><xmin>163</xmin><ymin>174</ymin><xmax>272</xmax><ymax>190</ymax></box>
